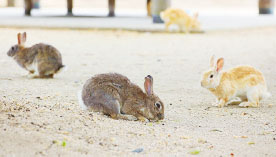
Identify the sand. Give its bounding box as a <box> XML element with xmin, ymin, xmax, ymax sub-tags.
<box><xmin>0</xmin><ymin>27</ymin><xmax>276</xmax><ymax>156</ymax></box>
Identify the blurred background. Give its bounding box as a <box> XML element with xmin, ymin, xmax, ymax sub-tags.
<box><xmin>0</xmin><ymin>0</ymin><xmax>271</xmax><ymax>15</ymax></box>
<box><xmin>0</xmin><ymin>0</ymin><xmax>275</xmax><ymax>31</ymax></box>
<box><xmin>0</xmin><ymin>0</ymin><xmax>261</xmax><ymax>9</ymax></box>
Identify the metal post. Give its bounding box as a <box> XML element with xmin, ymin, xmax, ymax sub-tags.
<box><xmin>151</xmin><ymin>0</ymin><xmax>171</xmax><ymax>23</ymax></box>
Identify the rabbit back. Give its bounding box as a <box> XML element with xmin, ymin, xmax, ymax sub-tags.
<box><xmin>81</xmin><ymin>73</ymin><xmax>130</xmax><ymax>113</ymax></box>
<box><xmin>227</xmin><ymin>66</ymin><xmax>266</xmax><ymax>87</ymax></box>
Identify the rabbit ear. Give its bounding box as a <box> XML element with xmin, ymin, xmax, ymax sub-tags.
<box><xmin>17</xmin><ymin>33</ymin><xmax>21</xmax><ymax>45</ymax></box>
<box><xmin>144</xmin><ymin>75</ymin><xmax>153</xmax><ymax>96</ymax></box>
<box><xmin>210</xmin><ymin>55</ymin><xmax>215</xmax><ymax>67</ymax></box>
<box><xmin>22</xmin><ymin>32</ymin><xmax>27</xmax><ymax>44</ymax></box>
<box><xmin>216</xmin><ymin>58</ymin><xmax>224</xmax><ymax>72</ymax></box>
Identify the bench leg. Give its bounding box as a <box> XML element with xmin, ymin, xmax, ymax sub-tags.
<box><xmin>147</xmin><ymin>0</ymin><xmax>152</xmax><ymax>16</ymax></box>
<box><xmin>67</xmin><ymin>0</ymin><xmax>73</xmax><ymax>16</ymax></box>
<box><xmin>108</xmin><ymin>0</ymin><xmax>115</xmax><ymax>17</ymax></box>
<box><xmin>7</xmin><ymin>0</ymin><xmax>15</xmax><ymax>7</ymax></box>
<box><xmin>24</xmin><ymin>0</ymin><xmax>32</xmax><ymax>16</ymax></box>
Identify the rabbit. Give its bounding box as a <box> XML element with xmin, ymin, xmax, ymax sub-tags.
<box><xmin>7</xmin><ymin>32</ymin><xmax>64</xmax><ymax>78</ymax></box>
<box><xmin>80</xmin><ymin>73</ymin><xmax>164</xmax><ymax>121</ymax></box>
<box><xmin>201</xmin><ymin>56</ymin><xmax>271</xmax><ymax>108</ymax></box>
<box><xmin>160</xmin><ymin>8</ymin><xmax>200</xmax><ymax>33</ymax></box>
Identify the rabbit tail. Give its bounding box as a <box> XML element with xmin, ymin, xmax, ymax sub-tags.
<box><xmin>78</xmin><ymin>90</ymin><xmax>87</xmax><ymax>110</ymax></box>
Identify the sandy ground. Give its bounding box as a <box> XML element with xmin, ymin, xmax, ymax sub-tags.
<box><xmin>0</xmin><ymin>27</ymin><xmax>276</xmax><ymax>156</ymax></box>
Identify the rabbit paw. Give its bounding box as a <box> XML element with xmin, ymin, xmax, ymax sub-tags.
<box><xmin>239</xmin><ymin>102</ymin><xmax>251</xmax><ymax>107</ymax></box>
<box><xmin>212</xmin><ymin>103</ymin><xmax>219</xmax><ymax>107</ymax></box>
<box><xmin>111</xmin><ymin>114</ymin><xmax>137</xmax><ymax>121</ymax></box>
<box><xmin>127</xmin><ymin>115</ymin><xmax>138</xmax><ymax>121</ymax></box>
<box><xmin>226</xmin><ymin>97</ymin><xmax>242</xmax><ymax>106</ymax></box>
<box><xmin>137</xmin><ymin>116</ymin><xmax>149</xmax><ymax>122</ymax></box>
<box><xmin>121</xmin><ymin>114</ymin><xmax>138</xmax><ymax>121</ymax></box>
<box><xmin>212</xmin><ymin>102</ymin><xmax>225</xmax><ymax>107</ymax></box>
<box><xmin>215</xmin><ymin>99</ymin><xmax>226</xmax><ymax>108</ymax></box>
<box><xmin>217</xmin><ymin>103</ymin><xmax>225</xmax><ymax>108</ymax></box>
<box><xmin>27</xmin><ymin>73</ymin><xmax>37</xmax><ymax>79</ymax></box>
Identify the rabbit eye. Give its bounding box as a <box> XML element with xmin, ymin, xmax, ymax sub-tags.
<box><xmin>210</xmin><ymin>74</ymin><xmax>213</xmax><ymax>78</ymax></box>
<box><xmin>155</xmin><ymin>102</ymin><xmax>161</xmax><ymax>110</ymax></box>
<box><xmin>11</xmin><ymin>47</ymin><xmax>14</xmax><ymax>50</ymax></box>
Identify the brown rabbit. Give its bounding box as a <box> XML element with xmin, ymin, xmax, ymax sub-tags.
<box><xmin>80</xmin><ymin>73</ymin><xmax>164</xmax><ymax>121</ymax></box>
<box><xmin>7</xmin><ymin>32</ymin><xmax>64</xmax><ymax>78</ymax></box>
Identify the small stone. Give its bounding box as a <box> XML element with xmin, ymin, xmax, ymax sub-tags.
<box><xmin>198</xmin><ymin>138</ymin><xmax>207</xmax><ymax>144</ymax></box>
<box><xmin>248</xmin><ymin>142</ymin><xmax>255</xmax><ymax>145</ymax></box>
<box><xmin>209</xmin><ymin>145</ymin><xmax>214</xmax><ymax>149</ymax></box>
<box><xmin>241</xmin><ymin>112</ymin><xmax>248</xmax><ymax>116</ymax></box>
<box><xmin>132</xmin><ymin>148</ymin><xmax>143</xmax><ymax>153</ymax></box>
<box><xmin>52</xmin><ymin>140</ymin><xmax>58</xmax><ymax>144</ymax></box>
<box><xmin>180</xmin><ymin>136</ymin><xmax>189</xmax><ymax>140</ymax></box>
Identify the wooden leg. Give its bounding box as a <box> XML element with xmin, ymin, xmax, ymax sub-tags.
<box><xmin>147</xmin><ymin>0</ymin><xmax>152</xmax><ymax>16</ymax></box>
<box><xmin>67</xmin><ymin>0</ymin><xmax>73</xmax><ymax>16</ymax></box>
<box><xmin>24</xmin><ymin>0</ymin><xmax>32</xmax><ymax>16</ymax></box>
<box><xmin>7</xmin><ymin>0</ymin><xmax>15</xmax><ymax>7</ymax></box>
<box><xmin>259</xmin><ymin>0</ymin><xmax>275</xmax><ymax>14</ymax></box>
<box><xmin>108</xmin><ymin>0</ymin><xmax>115</xmax><ymax>17</ymax></box>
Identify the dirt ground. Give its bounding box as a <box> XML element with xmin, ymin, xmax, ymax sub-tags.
<box><xmin>0</xmin><ymin>27</ymin><xmax>276</xmax><ymax>156</ymax></box>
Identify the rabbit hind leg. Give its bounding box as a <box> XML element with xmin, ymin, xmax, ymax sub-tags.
<box><xmin>239</xmin><ymin>87</ymin><xmax>260</xmax><ymax>107</ymax></box>
<box><xmin>97</xmin><ymin>95</ymin><xmax>137</xmax><ymax>121</ymax></box>
<box><xmin>37</xmin><ymin>62</ymin><xmax>56</xmax><ymax>78</ymax></box>
<box><xmin>165</xmin><ymin>21</ymin><xmax>172</xmax><ymax>32</ymax></box>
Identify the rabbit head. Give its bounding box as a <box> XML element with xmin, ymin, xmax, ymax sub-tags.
<box><xmin>7</xmin><ymin>32</ymin><xmax>26</xmax><ymax>57</ymax></box>
<box><xmin>160</xmin><ymin>11</ymin><xmax>167</xmax><ymax>22</ymax></box>
<box><xmin>201</xmin><ymin>55</ymin><xmax>224</xmax><ymax>89</ymax></box>
<box><xmin>142</xmin><ymin>75</ymin><xmax>164</xmax><ymax>120</ymax></box>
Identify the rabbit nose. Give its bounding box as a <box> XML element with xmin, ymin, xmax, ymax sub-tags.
<box><xmin>157</xmin><ymin>113</ymin><xmax>164</xmax><ymax>120</ymax></box>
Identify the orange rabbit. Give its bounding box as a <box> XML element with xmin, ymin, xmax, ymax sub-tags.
<box><xmin>201</xmin><ymin>56</ymin><xmax>271</xmax><ymax>108</ymax></box>
<box><xmin>160</xmin><ymin>8</ymin><xmax>200</xmax><ymax>33</ymax></box>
